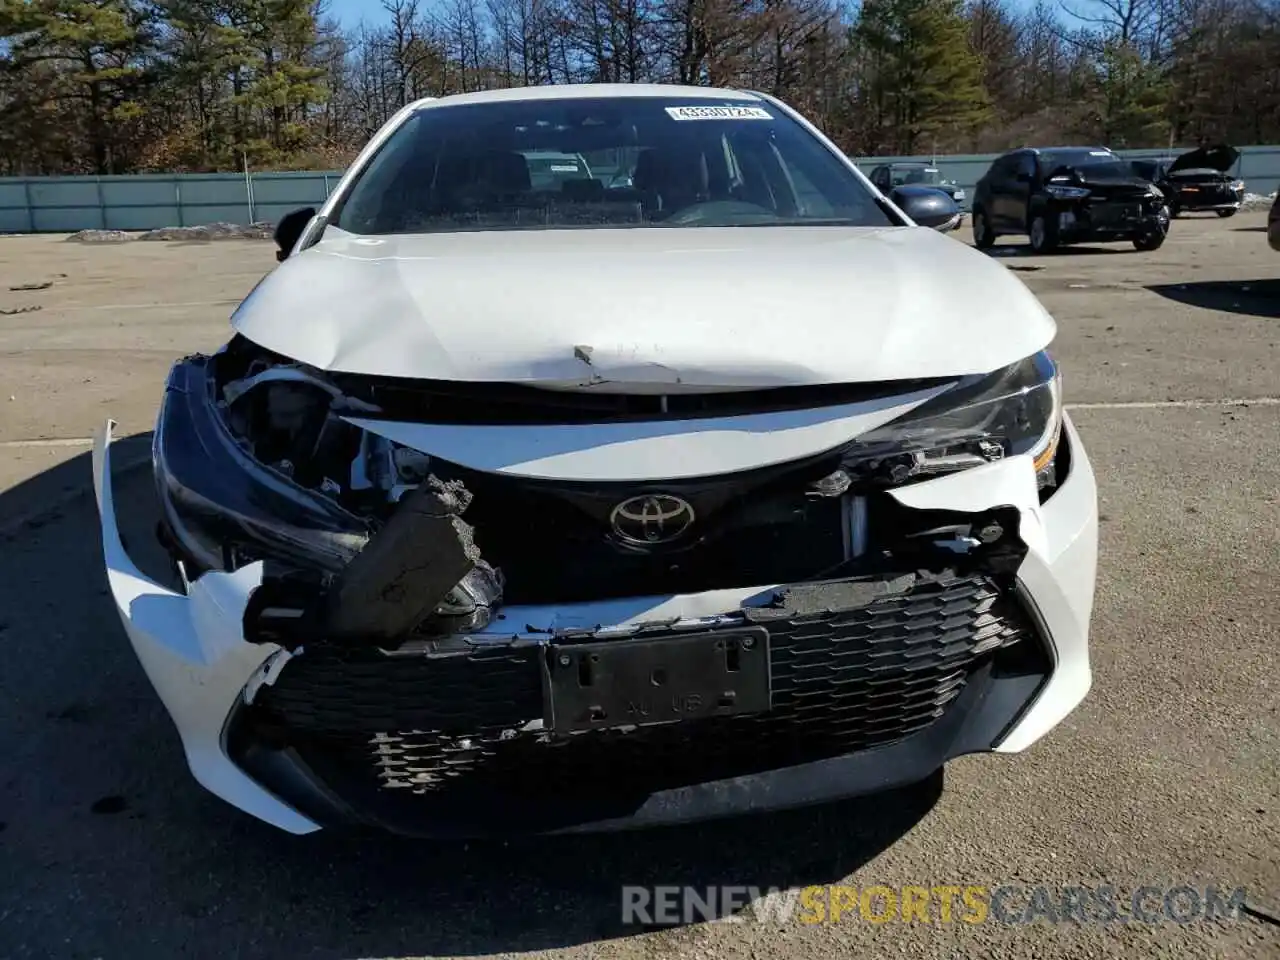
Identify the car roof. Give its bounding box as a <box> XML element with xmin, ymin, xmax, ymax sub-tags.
<box><xmin>1023</xmin><ymin>146</ymin><xmax>1114</xmax><ymax>155</ymax></box>
<box><xmin>407</xmin><ymin>84</ymin><xmax>761</xmax><ymax>112</ymax></box>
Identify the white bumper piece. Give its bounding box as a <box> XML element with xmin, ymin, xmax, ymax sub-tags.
<box><xmin>93</xmin><ymin>421</ymin><xmax>321</xmax><ymax>834</ymax></box>
<box><xmin>94</xmin><ymin>411</ymin><xmax>1097</xmax><ymax>832</ymax></box>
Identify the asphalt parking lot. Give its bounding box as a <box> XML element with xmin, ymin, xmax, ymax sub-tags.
<box><xmin>0</xmin><ymin>212</ymin><xmax>1277</xmax><ymax>959</ymax></box>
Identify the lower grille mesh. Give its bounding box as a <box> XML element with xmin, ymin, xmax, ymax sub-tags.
<box><xmin>252</xmin><ymin>570</ymin><xmax>1040</xmax><ymax>820</ymax></box>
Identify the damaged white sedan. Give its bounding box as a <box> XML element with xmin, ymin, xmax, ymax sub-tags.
<box><xmin>94</xmin><ymin>84</ymin><xmax>1098</xmax><ymax>836</ymax></box>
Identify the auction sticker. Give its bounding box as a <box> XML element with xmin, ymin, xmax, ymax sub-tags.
<box><xmin>665</xmin><ymin>105</ymin><xmax>773</xmax><ymax>121</ymax></box>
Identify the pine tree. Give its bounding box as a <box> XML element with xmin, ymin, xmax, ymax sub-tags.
<box><xmin>0</xmin><ymin>0</ymin><xmax>156</xmax><ymax>173</ymax></box>
<box><xmin>854</xmin><ymin>0</ymin><xmax>992</xmax><ymax>155</ymax></box>
<box><xmin>1089</xmin><ymin>39</ymin><xmax>1167</xmax><ymax>147</ymax></box>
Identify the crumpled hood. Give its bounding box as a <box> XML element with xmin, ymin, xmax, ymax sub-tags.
<box><xmin>1167</xmin><ymin>142</ymin><xmax>1239</xmax><ymax>176</ymax></box>
<box><xmin>231</xmin><ymin>225</ymin><xmax>1055</xmax><ymax>389</ymax></box>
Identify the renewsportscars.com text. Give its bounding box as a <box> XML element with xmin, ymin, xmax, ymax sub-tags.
<box><xmin>620</xmin><ymin>884</ymin><xmax>1250</xmax><ymax>926</ymax></box>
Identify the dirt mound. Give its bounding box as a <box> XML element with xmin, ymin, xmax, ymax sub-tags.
<box><xmin>137</xmin><ymin>221</ymin><xmax>274</xmax><ymax>241</ymax></box>
<box><xmin>65</xmin><ymin>229</ymin><xmax>135</xmax><ymax>242</ymax></box>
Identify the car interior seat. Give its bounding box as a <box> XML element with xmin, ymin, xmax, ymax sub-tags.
<box><xmin>632</xmin><ymin>146</ymin><xmax>711</xmax><ymax>216</ymax></box>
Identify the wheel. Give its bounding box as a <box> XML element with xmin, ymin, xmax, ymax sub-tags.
<box><xmin>1028</xmin><ymin>214</ymin><xmax>1057</xmax><ymax>254</ymax></box>
<box><xmin>1133</xmin><ymin>231</ymin><xmax>1166</xmax><ymax>251</ymax></box>
<box><xmin>972</xmin><ymin>208</ymin><xmax>994</xmax><ymax>249</ymax></box>
<box><xmin>1216</xmin><ymin>208</ymin><xmax>1237</xmax><ymax>218</ymax></box>
<box><xmin>1168</xmin><ymin>204</ymin><xmax>1180</xmax><ymax>218</ymax></box>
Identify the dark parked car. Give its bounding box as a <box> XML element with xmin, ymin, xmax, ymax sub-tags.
<box><xmin>1129</xmin><ymin>144</ymin><xmax>1245</xmax><ymax>218</ymax></box>
<box><xmin>1269</xmin><ymin>193</ymin><xmax>1280</xmax><ymax>252</ymax></box>
<box><xmin>869</xmin><ymin>162</ymin><xmax>967</xmax><ymax>209</ymax></box>
<box><xmin>971</xmin><ymin>146</ymin><xmax>1170</xmax><ymax>254</ymax></box>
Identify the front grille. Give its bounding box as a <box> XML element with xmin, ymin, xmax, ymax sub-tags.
<box><xmin>249</xmin><ymin>570</ymin><xmax>1044</xmax><ymax>827</ymax></box>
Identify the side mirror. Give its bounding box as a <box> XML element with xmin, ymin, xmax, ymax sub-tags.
<box><xmin>890</xmin><ymin>185</ymin><xmax>961</xmax><ymax>232</ymax></box>
<box><xmin>273</xmin><ymin>207</ymin><xmax>316</xmax><ymax>262</ymax></box>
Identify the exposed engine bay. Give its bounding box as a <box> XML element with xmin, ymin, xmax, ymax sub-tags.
<box><xmin>153</xmin><ymin>335</ymin><xmax>1061</xmax><ymax>656</ymax></box>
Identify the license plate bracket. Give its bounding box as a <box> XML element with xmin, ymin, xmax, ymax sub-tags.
<box><xmin>544</xmin><ymin>627</ymin><xmax>771</xmax><ymax>734</ymax></box>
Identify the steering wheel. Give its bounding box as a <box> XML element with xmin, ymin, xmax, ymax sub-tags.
<box><xmin>663</xmin><ymin>200</ymin><xmax>777</xmax><ymax>224</ymax></box>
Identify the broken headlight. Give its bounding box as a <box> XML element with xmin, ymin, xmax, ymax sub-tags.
<box><xmin>154</xmin><ymin>356</ymin><xmax>373</xmax><ymax>576</ymax></box>
<box><xmin>839</xmin><ymin>350</ymin><xmax>1062</xmax><ymax>488</ymax></box>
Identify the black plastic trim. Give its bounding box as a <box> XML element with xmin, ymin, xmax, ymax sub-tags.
<box><xmin>227</xmin><ymin>647</ymin><xmax>1046</xmax><ymax>838</ymax></box>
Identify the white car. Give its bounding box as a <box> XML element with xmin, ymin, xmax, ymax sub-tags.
<box><xmin>93</xmin><ymin>84</ymin><xmax>1098</xmax><ymax>837</ymax></box>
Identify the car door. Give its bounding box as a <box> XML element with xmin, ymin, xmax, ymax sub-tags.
<box><xmin>984</xmin><ymin>155</ymin><xmax>1019</xmax><ymax>229</ymax></box>
<box><xmin>996</xmin><ymin>152</ymin><xmax>1036</xmax><ymax>232</ymax></box>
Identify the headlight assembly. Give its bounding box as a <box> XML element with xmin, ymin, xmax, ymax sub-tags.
<box><xmin>154</xmin><ymin>357</ymin><xmax>373</xmax><ymax>576</ymax></box>
<box><xmin>838</xmin><ymin>351</ymin><xmax>1063</xmax><ymax>489</ymax></box>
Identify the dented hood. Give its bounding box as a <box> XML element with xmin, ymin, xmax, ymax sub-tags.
<box><xmin>231</xmin><ymin>225</ymin><xmax>1056</xmax><ymax>388</ymax></box>
<box><xmin>1167</xmin><ymin>143</ymin><xmax>1238</xmax><ymax>176</ymax></box>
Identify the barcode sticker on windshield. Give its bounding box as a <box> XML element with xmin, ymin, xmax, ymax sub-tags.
<box><xmin>665</xmin><ymin>105</ymin><xmax>773</xmax><ymax>121</ymax></box>
<box><xmin>1090</xmin><ymin>151</ymin><xmax>1113</xmax><ymax>156</ymax></box>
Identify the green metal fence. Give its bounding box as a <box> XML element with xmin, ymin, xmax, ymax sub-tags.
<box><xmin>0</xmin><ymin>170</ymin><xmax>340</xmax><ymax>233</ymax></box>
<box><xmin>1</xmin><ymin>146</ymin><xmax>1277</xmax><ymax>234</ymax></box>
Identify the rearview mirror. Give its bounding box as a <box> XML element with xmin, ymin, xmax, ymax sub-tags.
<box><xmin>890</xmin><ymin>185</ymin><xmax>961</xmax><ymax>232</ymax></box>
<box><xmin>273</xmin><ymin>207</ymin><xmax>316</xmax><ymax>262</ymax></box>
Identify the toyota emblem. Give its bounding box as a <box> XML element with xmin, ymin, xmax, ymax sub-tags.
<box><xmin>609</xmin><ymin>494</ymin><xmax>695</xmax><ymax>544</ymax></box>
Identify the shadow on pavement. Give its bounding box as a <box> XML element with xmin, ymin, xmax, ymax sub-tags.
<box><xmin>0</xmin><ymin>446</ymin><xmax>941</xmax><ymax>959</ymax></box>
<box><xmin>984</xmin><ymin>244</ymin><xmax>1128</xmax><ymax>259</ymax></box>
<box><xmin>1146</xmin><ymin>279</ymin><xmax>1280</xmax><ymax>319</ymax></box>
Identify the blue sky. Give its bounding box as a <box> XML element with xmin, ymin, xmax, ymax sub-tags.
<box><xmin>325</xmin><ymin>0</ymin><xmax>389</xmax><ymax>28</ymax></box>
<box><xmin>326</xmin><ymin>0</ymin><xmax>1050</xmax><ymax>30</ymax></box>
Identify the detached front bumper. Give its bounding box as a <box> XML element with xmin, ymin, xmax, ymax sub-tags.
<box><xmin>94</xmin><ymin>414</ymin><xmax>1097</xmax><ymax>836</ymax></box>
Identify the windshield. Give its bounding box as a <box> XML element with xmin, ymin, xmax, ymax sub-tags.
<box><xmin>332</xmin><ymin>97</ymin><xmax>893</xmax><ymax>234</ymax></box>
<box><xmin>895</xmin><ymin>166</ymin><xmax>942</xmax><ymax>186</ymax></box>
<box><xmin>1038</xmin><ymin>151</ymin><xmax>1132</xmax><ymax>179</ymax></box>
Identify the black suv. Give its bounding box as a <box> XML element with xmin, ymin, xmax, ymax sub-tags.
<box><xmin>971</xmin><ymin>146</ymin><xmax>1170</xmax><ymax>253</ymax></box>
